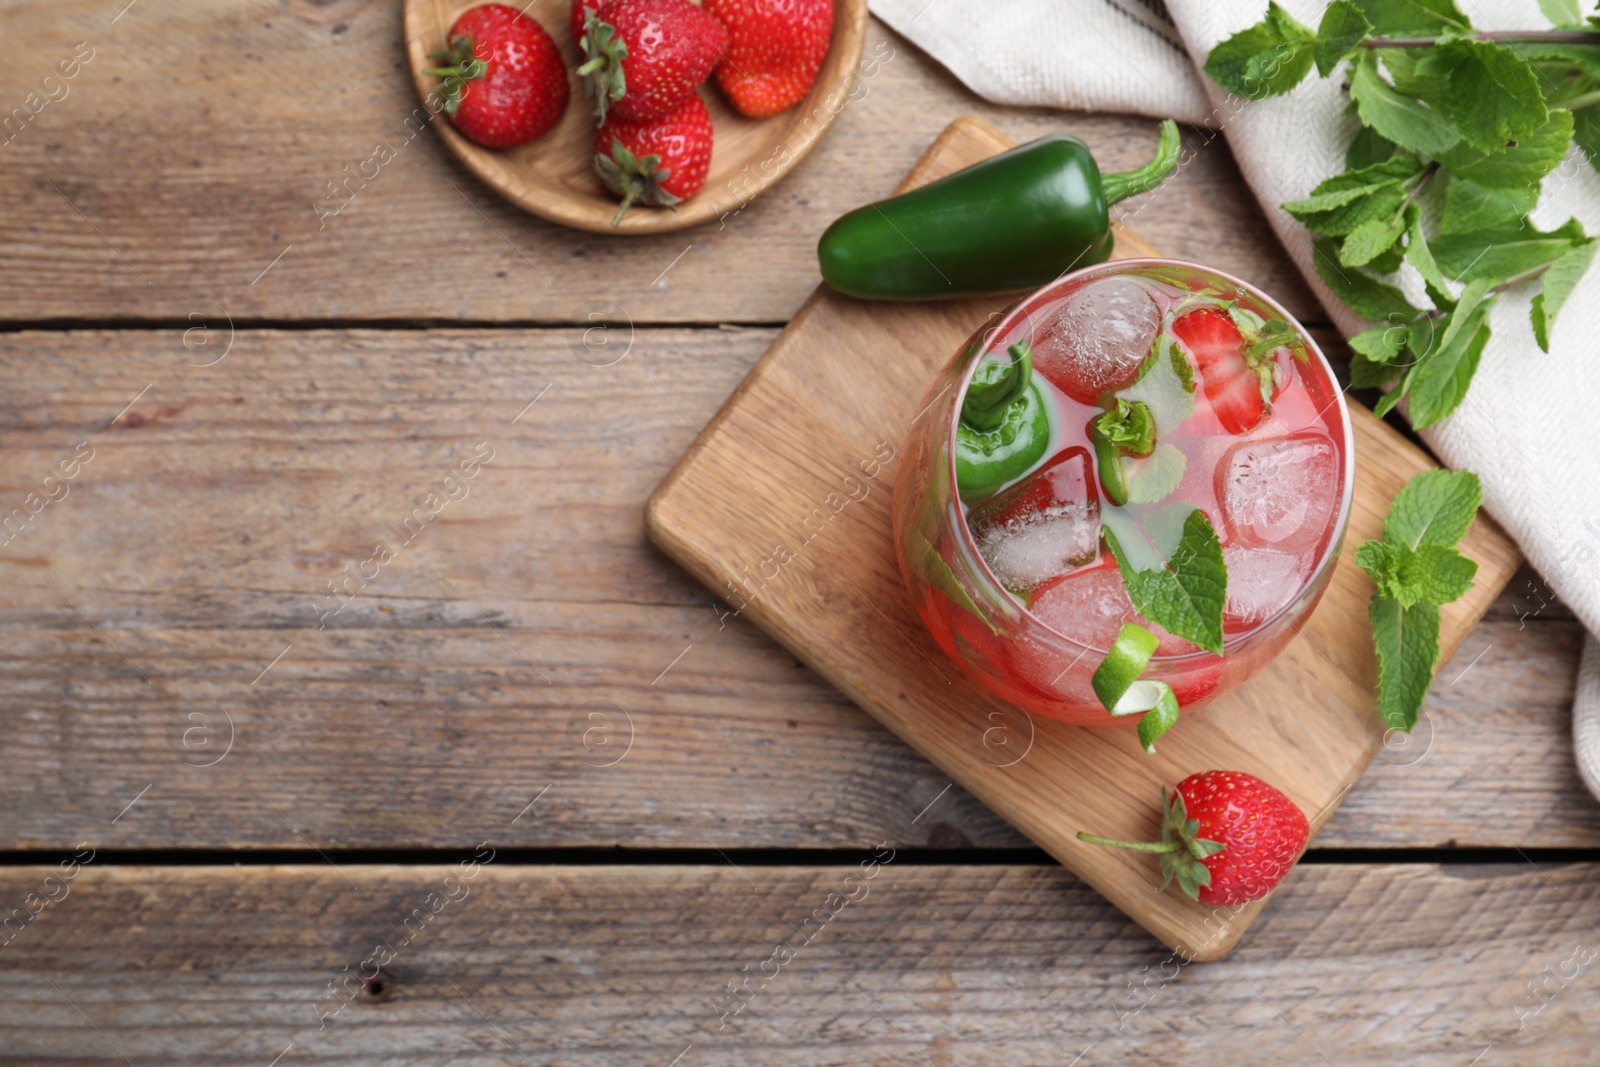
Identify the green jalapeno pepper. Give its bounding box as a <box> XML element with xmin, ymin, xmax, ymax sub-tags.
<box><xmin>956</xmin><ymin>341</ymin><xmax>1052</xmax><ymax>502</ymax></box>
<box><xmin>818</xmin><ymin>120</ymin><xmax>1180</xmax><ymax>301</ymax></box>
<box><xmin>1090</xmin><ymin>398</ymin><xmax>1158</xmax><ymax>507</ymax></box>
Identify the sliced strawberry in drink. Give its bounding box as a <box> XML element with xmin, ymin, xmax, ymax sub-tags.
<box><xmin>1172</xmin><ymin>306</ymin><xmax>1278</xmax><ymax>436</ymax></box>
<box><xmin>969</xmin><ymin>448</ymin><xmax>1101</xmax><ymax>595</ymax></box>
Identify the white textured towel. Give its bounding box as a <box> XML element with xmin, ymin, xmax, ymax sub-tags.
<box><xmin>871</xmin><ymin>0</ymin><xmax>1600</xmax><ymax>799</ymax></box>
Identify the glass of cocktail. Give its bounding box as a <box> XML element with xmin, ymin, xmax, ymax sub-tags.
<box><xmin>893</xmin><ymin>260</ymin><xmax>1353</xmax><ymax>731</ymax></box>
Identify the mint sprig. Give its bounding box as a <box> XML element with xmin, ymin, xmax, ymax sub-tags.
<box><xmin>1205</xmin><ymin>2</ymin><xmax>1600</xmax><ymax>425</ymax></box>
<box><xmin>1356</xmin><ymin>469</ymin><xmax>1482</xmax><ymax>730</ymax></box>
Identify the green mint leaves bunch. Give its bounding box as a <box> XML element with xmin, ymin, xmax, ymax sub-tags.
<box><xmin>1356</xmin><ymin>469</ymin><xmax>1482</xmax><ymax>730</ymax></box>
<box><xmin>1205</xmin><ymin>0</ymin><xmax>1600</xmax><ymax>428</ymax></box>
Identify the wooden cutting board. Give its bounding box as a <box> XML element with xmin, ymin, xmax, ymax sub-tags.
<box><xmin>644</xmin><ymin>116</ymin><xmax>1521</xmax><ymax>960</ymax></box>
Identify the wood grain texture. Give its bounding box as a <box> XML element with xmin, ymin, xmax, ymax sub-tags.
<box><xmin>401</xmin><ymin>0</ymin><xmax>868</xmax><ymax>234</ymax></box>
<box><xmin>0</xmin><ymin>326</ymin><xmax>1589</xmax><ymax>853</ymax></box>
<box><xmin>0</xmin><ymin>1</ymin><xmax>1314</xmax><ymax>322</ymax></box>
<box><xmin>2</xmin><ymin>863</ymin><xmax>1598</xmax><ymax>1064</ymax></box>
<box><xmin>645</xmin><ymin>118</ymin><xmax>1523</xmax><ymax>960</ymax></box>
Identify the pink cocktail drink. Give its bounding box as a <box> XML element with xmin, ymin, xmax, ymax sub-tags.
<box><xmin>893</xmin><ymin>261</ymin><xmax>1353</xmax><ymax>726</ymax></box>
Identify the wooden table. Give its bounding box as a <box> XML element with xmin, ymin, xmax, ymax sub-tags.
<box><xmin>1</xmin><ymin>2</ymin><xmax>1596</xmax><ymax>1063</ymax></box>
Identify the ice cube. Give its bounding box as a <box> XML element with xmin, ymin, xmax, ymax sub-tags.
<box><xmin>1222</xmin><ymin>545</ymin><xmax>1308</xmax><ymax>630</ymax></box>
<box><xmin>1029</xmin><ymin>563</ymin><xmax>1200</xmax><ymax>657</ymax></box>
<box><xmin>977</xmin><ymin>508</ymin><xmax>1100</xmax><ymax>595</ymax></box>
<box><xmin>1217</xmin><ymin>434</ymin><xmax>1339</xmax><ymax>552</ymax></box>
<box><xmin>971</xmin><ymin>448</ymin><xmax>1101</xmax><ymax>594</ymax></box>
<box><xmin>1032</xmin><ymin>277</ymin><xmax>1161</xmax><ymax>405</ymax></box>
<box><xmin>1028</xmin><ymin>563</ymin><xmax>1132</xmax><ymax>652</ymax></box>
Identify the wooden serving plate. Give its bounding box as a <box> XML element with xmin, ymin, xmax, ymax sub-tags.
<box><xmin>403</xmin><ymin>0</ymin><xmax>868</xmax><ymax>234</ymax></box>
<box><xmin>645</xmin><ymin>116</ymin><xmax>1523</xmax><ymax>960</ymax></box>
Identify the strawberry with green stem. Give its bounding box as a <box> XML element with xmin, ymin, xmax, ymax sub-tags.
<box><xmin>425</xmin><ymin>4</ymin><xmax>570</xmax><ymax>150</ymax></box>
<box><xmin>594</xmin><ymin>91</ymin><xmax>713</xmax><ymax>225</ymax></box>
<box><xmin>578</xmin><ymin>0</ymin><xmax>728</xmax><ymax>122</ymax></box>
<box><xmin>1078</xmin><ymin>769</ymin><xmax>1308</xmax><ymax>905</ymax></box>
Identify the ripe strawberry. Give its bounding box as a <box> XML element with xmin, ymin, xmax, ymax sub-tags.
<box><xmin>426</xmin><ymin>4</ymin><xmax>570</xmax><ymax>149</ymax></box>
<box><xmin>1172</xmin><ymin>306</ymin><xmax>1303</xmax><ymax>436</ymax></box>
<box><xmin>1078</xmin><ymin>770</ymin><xmax>1308</xmax><ymax>905</ymax></box>
<box><xmin>571</xmin><ymin>0</ymin><xmax>603</xmax><ymax>44</ymax></box>
<box><xmin>706</xmin><ymin>0</ymin><xmax>833</xmax><ymax>118</ymax></box>
<box><xmin>594</xmin><ymin>91</ymin><xmax>713</xmax><ymax>225</ymax></box>
<box><xmin>578</xmin><ymin>0</ymin><xmax>728</xmax><ymax>122</ymax></box>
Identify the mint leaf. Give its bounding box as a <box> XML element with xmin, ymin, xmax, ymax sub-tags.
<box><xmin>1438</xmin><ymin>109</ymin><xmax>1573</xmax><ymax>235</ymax></box>
<box><xmin>1101</xmin><ymin>502</ymin><xmax>1192</xmax><ymax>573</ymax></box>
<box><xmin>1350</xmin><ymin>323</ymin><xmax>1407</xmax><ymax>363</ymax></box>
<box><xmin>1285</xmin><ymin>161</ymin><xmax>1422</xmax><ymax>253</ymax></box>
<box><xmin>1441</xmin><ymin>108</ymin><xmax>1574</xmax><ymax>188</ymax></box>
<box><xmin>1403</xmin><ymin>203</ymin><xmax>1454</xmax><ymax>308</ymax></box>
<box><xmin>1431</xmin><ymin>39</ymin><xmax>1549</xmax><ymax>153</ymax></box>
<box><xmin>1441</xmin><ymin>176</ymin><xmax>1542</xmax><ymax>236</ymax></box>
<box><xmin>1295</xmin><ymin>183</ymin><xmax>1411</xmax><ymax>238</ymax></box>
<box><xmin>1341</xmin><ymin>209</ymin><xmax>1410</xmax><ymax>266</ymax></box>
<box><xmin>1381</xmin><ymin>47</ymin><xmax>1453</xmax><ymax>103</ymax></box>
<box><xmin>1355</xmin><ymin>540</ymin><xmax>1411</xmax><ymax>602</ymax></box>
<box><xmin>1347</xmin><ymin>125</ymin><xmax>1399</xmax><ymax>170</ymax></box>
<box><xmin>1517</xmin><ymin>42</ymin><xmax>1600</xmax><ymax>80</ymax></box>
<box><xmin>1283</xmin><ymin>155</ymin><xmax>1424</xmax><ymax>216</ymax></box>
<box><xmin>1351</xmin><ymin>349</ymin><xmax>1402</xmax><ymax>388</ymax></box>
<box><xmin>1383</xmin><ymin>467</ymin><xmax>1483</xmax><ymax>548</ymax></box>
<box><xmin>1314</xmin><ymin>238</ymin><xmax>1418</xmax><ymax>320</ymax></box>
<box><xmin>1316</xmin><ymin>0</ymin><xmax>1374</xmax><ymax>75</ymax></box>
<box><xmin>1356</xmin><ymin>540</ymin><xmax>1476</xmax><ymax>605</ymax></box>
<box><xmin>1538</xmin><ymin>0</ymin><xmax>1584</xmax><ymax>29</ymax></box>
<box><xmin>1370</xmin><ymin>596</ymin><xmax>1440</xmax><ymax>731</ymax></box>
<box><xmin>1429</xmin><ymin>277</ymin><xmax>1492</xmax><ymax>357</ymax></box>
<box><xmin>1406</xmin><ymin>299</ymin><xmax>1491</xmax><ymax>428</ymax></box>
<box><xmin>1095</xmin><ymin>399</ymin><xmax>1157</xmax><ymax>457</ymax></box>
<box><xmin>1361</xmin><ymin>468</ymin><xmax>1483</xmax><ymax>731</ymax></box>
<box><xmin>1430</xmin><ymin>218</ymin><xmax>1587</xmax><ymax>281</ymax></box>
<box><xmin>1120</xmin><ymin>336</ymin><xmax>1195</xmax><ymax>434</ymax></box>
<box><xmin>1408</xmin><ymin>543</ymin><xmax>1478</xmax><ymax>603</ymax></box>
<box><xmin>1125</xmin><ymin>443</ymin><xmax>1187</xmax><ymax>505</ymax></box>
<box><xmin>906</xmin><ymin>525</ymin><xmax>1003</xmax><ymax>636</ymax></box>
<box><xmin>1531</xmin><ymin>238</ymin><xmax>1598</xmax><ymax>350</ymax></box>
<box><xmin>1351</xmin><ymin>0</ymin><xmax>1468</xmax><ymax>35</ymax></box>
<box><xmin>1576</xmin><ymin>102</ymin><xmax>1600</xmax><ymax>173</ymax></box>
<box><xmin>1204</xmin><ymin>2</ymin><xmax>1316</xmax><ymax>100</ymax></box>
<box><xmin>1350</xmin><ymin>53</ymin><xmax>1461</xmax><ymax>155</ymax></box>
<box><xmin>1106</xmin><ymin>507</ymin><xmax>1226</xmax><ymax>656</ymax></box>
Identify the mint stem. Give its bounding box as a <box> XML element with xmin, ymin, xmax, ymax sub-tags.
<box><xmin>1362</xmin><ymin>30</ymin><xmax>1600</xmax><ymax>48</ymax></box>
<box><xmin>1406</xmin><ymin>164</ymin><xmax>1440</xmax><ymax>203</ymax></box>
<box><xmin>1555</xmin><ymin>87</ymin><xmax>1600</xmax><ymax>111</ymax></box>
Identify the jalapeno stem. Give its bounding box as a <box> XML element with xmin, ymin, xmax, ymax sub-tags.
<box><xmin>961</xmin><ymin>341</ymin><xmax>1034</xmax><ymax>432</ymax></box>
<box><xmin>1100</xmin><ymin>119</ymin><xmax>1181</xmax><ymax>206</ymax></box>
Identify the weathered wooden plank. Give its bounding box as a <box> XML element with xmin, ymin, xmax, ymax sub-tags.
<box><xmin>0</xmin><ymin>328</ymin><xmax>1591</xmax><ymax>851</ymax></box>
<box><xmin>0</xmin><ymin>2</ymin><xmax>1315</xmax><ymax>323</ymax></box>
<box><xmin>1</xmin><ymin>863</ymin><xmax>1596</xmax><ymax>1064</ymax></box>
